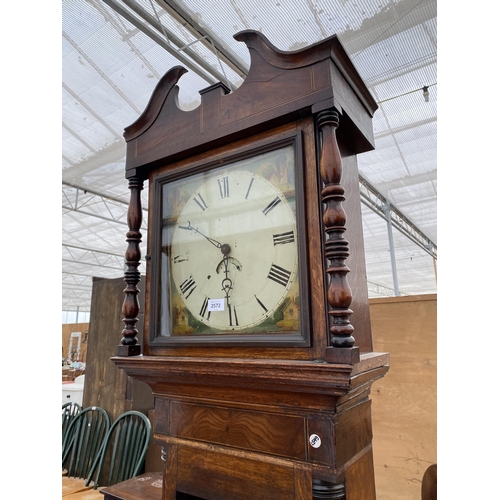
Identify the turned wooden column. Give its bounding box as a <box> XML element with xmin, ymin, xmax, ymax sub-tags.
<box><xmin>117</xmin><ymin>175</ymin><xmax>144</xmax><ymax>357</ymax></box>
<box><xmin>312</xmin><ymin>480</ymin><xmax>346</xmax><ymax>500</ymax></box>
<box><xmin>317</xmin><ymin>109</ymin><xmax>359</xmax><ymax>365</ymax></box>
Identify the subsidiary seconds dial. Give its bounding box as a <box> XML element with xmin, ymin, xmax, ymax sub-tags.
<box><xmin>170</xmin><ymin>170</ymin><xmax>298</xmax><ymax>332</ymax></box>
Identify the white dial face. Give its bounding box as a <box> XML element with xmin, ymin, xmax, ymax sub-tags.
<box><xmin>169</xmin><ymin>170</ymin><xmax>298</xmax><ymax>332</ymax></box>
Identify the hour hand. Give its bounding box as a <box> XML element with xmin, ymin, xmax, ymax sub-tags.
<box><xmin>178</xmin><ymin>221</ymin><xmax>222</xmax><ymax>249</ymax></box>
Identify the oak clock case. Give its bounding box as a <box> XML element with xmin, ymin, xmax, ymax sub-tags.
<box><xmin>115</xmin><ymin>30</ymin><xmax>388</xmax><ymax>500</ymax></box>
<box><xmin>151</xmin><ymin>138</ymin><xmax>310</xmax><ymax>346</ymax></box>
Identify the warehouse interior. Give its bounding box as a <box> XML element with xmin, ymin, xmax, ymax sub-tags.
<box><xmin>59</xmin><ymin>5</ymin><xmax>439</xmax><ymax>493</ymax></box>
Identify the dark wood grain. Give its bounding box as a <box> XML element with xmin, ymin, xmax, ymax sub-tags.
<box><xmin>343</xmin><ymin>446</ymin><xmax>376</xmax><ymax>500</ymax></box>
<box><xmin>334</xmin><ymin>399</ymin><xmax>373</xmax><ymax>466</ymax></box>
<box><xmin>163</xmin><ymin>443</ymin><xmax>178</xmax><ymax>500</ymax></box>
<box><xmin>301</xmin><ymin>117</ymin><xmax>329</xmax><ymax>359</ymax></box>
<box><xmin>159</xmin><ymin>436</ymin><xmax>313</xmax><ymax>500</ymax></box>
<box><xmin>340</xmin><ymin>154</ymin><xmax>373</xmax><ymax>352</ymax></box>
<box><xmin>317</xmin><ymin>108</ymin><xmax>355</xmax><ymax>350</ymax></box>
<box><xmin>168</xmin><ymin>401</ymin><xmax>306</xmax><ymax>459</ymax></box>
<box><xmin>306</xmin><ymin>416</ymin><xmax>334</xmax><ymax>466</ymax></box>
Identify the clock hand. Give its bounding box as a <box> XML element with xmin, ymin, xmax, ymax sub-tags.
<box><xmin>179</xmin><ymin>222</ymin><xmax>236</xmax><ymax>261</ymax></box>
<box><xmin>178</xmin><ymin>221</ymin><xmax>222</xmax><ymax>249</ymax></box>
<box><xmin>221</xmin><ymin>255</ymin><xmax>232</xmax><ymax>296</ymax></box>
<box><xmin>179</xmin><ymin>221</ymin><xmax>239</xmax><ymax>325</ymax></box>
<box><xmin>220</xmin><ymin>255</ymin><xmax>236</xmax><ymax>327</ymax></box>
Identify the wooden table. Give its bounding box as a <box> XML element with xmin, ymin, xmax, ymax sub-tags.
<box><xmin>100</xmin><ymin>473</ymin><xmax>163</xmax><ymax>500</ymax></box>
<box><xmin>100</xmin><ymin>472</ymin><xmax>202</xmax><ymax>500</ymax></box>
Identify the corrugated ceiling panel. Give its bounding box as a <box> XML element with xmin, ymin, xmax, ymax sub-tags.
<box><xmin>134</xmin><ymin>0</ymin><xmax>244</xmax><ymax>87</ymax></box>
<box><xmin>381</xmin><ymin>93</ymin><xmax>435</xmax><ymax>130</ymax></box>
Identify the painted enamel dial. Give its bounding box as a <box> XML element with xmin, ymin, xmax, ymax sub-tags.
<box><xmin>169</xmin><ymin>170</ymin><xmax>297</xmax><ymax>332</ymax></box>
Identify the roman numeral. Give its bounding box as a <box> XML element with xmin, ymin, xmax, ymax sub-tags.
<box><xmin>254</xmin><ymin>295</ymin><xmax>268</xmax><ymax>313</ymax></box>
<box><xmin>218</xmin><ymin>176</ymin><xmax>229</xmax><ymax>198</ymax></box>
<box><xmin>200</xmin><ymin>297</ymin><xmax>211</xmax><ymax>320</ymax></box>
<box><xmin>173</xmin><ymin>252</ymin><xmax>188</xmax><ymax>263</ymax></box>
<box><xmin>245</xmin><ymin>177</ymin><xmax>255</xmax><ymax>200</ymax></box>
<box><xmin>262</xmin><ymin>196</ymin><xmax>281</xmax><ymax>216</ymax></box>
<box><xmin>273</xmin><ymin>231</ymin><xmax>295</xmax><ymax>245</ymax></box>
<box><xmin>228</xmin><ymin>304</ymin><xmax>239</xmax><ymax>327</ymax></box>
<box><xmin>267</xmin><ymin>264</ymin><xmax>292</xmax><ymax>287</ymax></box>
<box><xmin>180</xmin><ymin>276</ymin><xmax>197</xmax><ymax>299</ymax></box>
<box><xmin>193</xmin><ymin>193</ymin><xmax>208</xmax><ymax>212</ymax></box>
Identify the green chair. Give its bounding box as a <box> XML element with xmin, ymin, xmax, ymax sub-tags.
<box><xmin>85</xmin><ymin>410</ymin><xmax>152</xmax><ymax>490</ymax></box>
<box><xmin>62</xmin><ymin>406</ymin><xmax>110</xmax><ymax>496</ymax></box>
<box><xmin>62</xmin><ymin>402</ymin><xmax>82</xmax><ymax>462</ymax></box>
<box><xmin>62</xmin><ymin>402</ymin><xmax>82</xmax><ymax>431</ymax></box>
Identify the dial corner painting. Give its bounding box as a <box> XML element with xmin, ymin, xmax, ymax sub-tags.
<box><xmin>154</xmin><ymin>140</ymin><xmax>308</xmax><ymax>346</ymax></box>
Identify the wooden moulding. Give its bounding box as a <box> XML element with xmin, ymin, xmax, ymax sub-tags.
<box><xmin>111</xmin><ymin>352</ymin><xmax>388</xmax><ymax>398</ymax></box>
<box><xmin>112</xmin><ymin>355</ymin><xmax>352</xmax><ymax>396</ymax></box>
<box><xmin>122</xmin><ymin>30</ymin><xmax>378</xmax><ymax>177</ymax></box>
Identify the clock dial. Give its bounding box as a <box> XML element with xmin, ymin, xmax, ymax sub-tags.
<box><xmin>170</xmin><ymin>170</ymin><xmax>297</xmax><ymax>332</ymax></box>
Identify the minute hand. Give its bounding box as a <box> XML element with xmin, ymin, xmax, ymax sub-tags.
<box><xmin>178</xmin><ymin>222</ymin><xmax>222</xmax><ymax>249</ymax></box>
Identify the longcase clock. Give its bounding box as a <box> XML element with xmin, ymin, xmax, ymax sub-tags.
<box><xmin>113</xmin><ymin>30</ymin><xmax>389</xmax><ymax>500</ymax></box>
